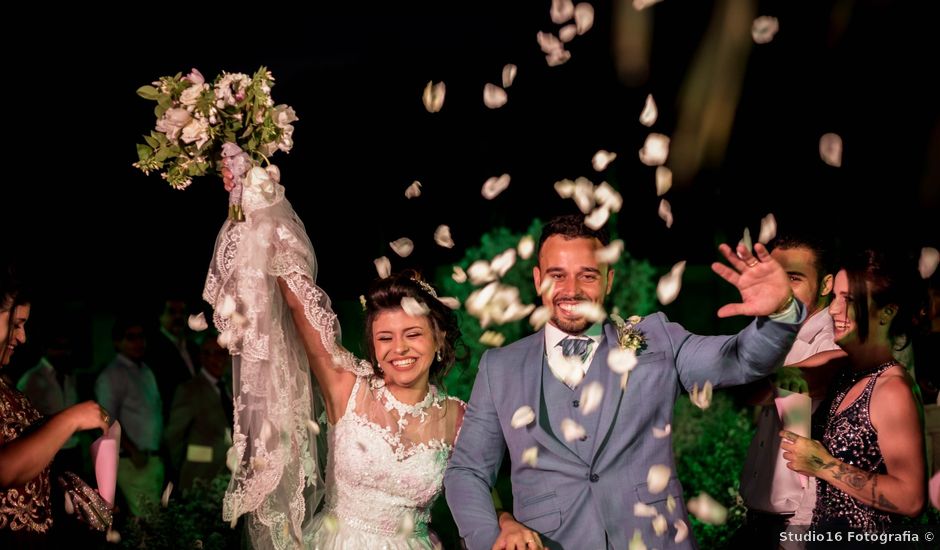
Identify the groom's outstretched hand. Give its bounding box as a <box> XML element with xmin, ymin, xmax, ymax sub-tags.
<box><xmin>493</xmin><ymin>511</ymin><xmax>544</xmax><ymax>549</ymax></box>
<box><xmin>711</xmin><ymin>242</ymin><xmax>792</xmax><ymax>318</ymax></box>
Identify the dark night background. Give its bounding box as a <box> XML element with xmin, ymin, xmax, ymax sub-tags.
<box><xmin>7</xmin><ymin>0</ymin><xmax>939</xmax><ymax>348</ymax></box>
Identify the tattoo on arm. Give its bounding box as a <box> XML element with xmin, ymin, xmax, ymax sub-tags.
<box><xmin>876</xmin><ymin>494</ymin><xmax>899</xmax><ymax>511</ymax></box>
<box><xmin>825</xmin><ymin>460</ymin><xmax>899</xmax><ymax>511</ymax></box>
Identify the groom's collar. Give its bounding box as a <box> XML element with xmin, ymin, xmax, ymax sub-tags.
<box><xmin>544</xmin><ymin>320</ymin><xmax>605</xmax><ymax>349</ymax></box>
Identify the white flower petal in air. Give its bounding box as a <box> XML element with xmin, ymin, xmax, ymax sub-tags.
<box><xmin>634</xmin><ymin>502</ymin><xmax>658</xmax><ymax>518</ymax></box>
<box><xmin>491</xmin><ymin>249</ymin><xmax>518</xmax><ymax>277</ymax></box>
<box><xmin>658</xmin><ymin>199</ymin><xmax>673</xmax><ymax>228</ymax></box>
<box><xmin>307</xmin><ymin>419</ymin><xmax>321</xmax><ymax>436</ymax></box>
<box><xmin>633</xmin><ymin>0</ymin><xmax>664</xmax><ymax>11</ymax></box>
<box><xmin>322</xmin><ymin>514</ymin><xmax>339</xmax><ymax>534</ymax></box>
<box><xmin>628</xmin><ymin>530</ymin><xmax>647</xmax><ymax>550</ymax></box>
<box><xmin>546</xmin><ymin>48</ymin><xmax>572</xmax><ymax>67</ymax></box>
<box><xmin>687</xmin><ymin>492</ymin><xmax>728</xmax><ymax>525</ymax></box>
<box><xmin>560</xmin><ymin>418</ymin><xmax>586</xmax><ymax>442</ymax></box>
<box><xmin>690</xmin><ymin>381</ymin><xmax>714</xmax><ymax>410</ymax></box>
<box><xmin>217</xmin><ymin>330</ymin><xmax>233</xmax><ymax>349</ymax></box>
<box><xmin>667</xmin><ymin>494</ymin><xmax>677</xmax><ymax>514</ymax></box>
<box><xmin>551</xmin><ymin>0</ymin><xmax>575</xmax><ymax>23</ymax></box>
<box><xmin>536</xmin><ymin>31</ymin><xmax>564</xmax><ymax>55</ymax></box>
<box><xmin>479</xmin><ymin>330</ymin><xmax>506</xmax><ymax>347</ymax></box>
<box><xmin>452</xmin><ymin>265</ymin><xmax>468</xmax><ymax>284</ymax></box>
<box><xmin>620</xmin><ymin>372</ymin><xmax>630</xmax><ymax>389</ymax></box>
<box><xmin>434</xmin><ymin>225</ymin><xmax>455</xmax><ymax>248</ymax></box>
<box><xmin>483</xmin><ymin>83</ymin><xmax>509</xmax><ymax>109</ymax></box>
<box><xmin>592</xmin><ymin>150</ymin><xmax>617</xmax><ymax>172</ymax></box>
<box><xmin>405</xmin><ymin>180</ymin><xmax>422</xmax><ymax>199</ymax></box>
<box><xmin>652</xmin><ymin>514</ymin><xmax>668</xmax><ymax>536</ymax></box>
<box><xmin>580</xmin><ymin>382</ymin><xmax>604</xmax><ymax>415</ymax></box>
<box><xmin>468</xmin><ymin>262</ymin><xmax>496</xmax><ymax>286</ymax></box>
<box><xmin>521</xmin><ymin>446</ymin><xmax>539</xmax><ymax>467</ymax></box>
<box><xmin>573</xmin><ymin>177</ymin><xmax>596</xmax><ymax>214</ymax></box>
<box><xmin>594</xmin><ymin>181</ymin><xmax>623</xmax><ymax>212</ymax></box>
<box><xmin>919</xmin><ymin>247</ymin><xmax>939</xmax><ymax>279</ymax></box>
<box><xmin>390</xmin><ymin>237</ymin><xmax>414</xmax><ymax>258</ymax></box>
<box><xmin>585</xmin><ymin>206</ymin><xmax>611</xmax><ymax>230</ymax></box>
<box><xmin>595</xmin><ymin>240</ymin><xmax>625</xmax><ymax>264</ymax></box>
<box><xmin>106</xmin><ymin>528</ymin><xmax>122</xmax><ymax>544</ymax></box>
<box><xmin>482</xmin><ymin>174</ymin><xmax>511</xmax><ymax>199</ymax></box>
<box><xmin>161</xmin><ymin>481</ymin><xmax>174</xmax><ymax>508</ymax></box>
<box><xmin>647</xmin><ymin>464</ymin><xmax>671</xmax><ymax>494</ymax></box>
<box><xmin>398</xmin><ymin>513</ymin><xmax>415</xmax><ymax>537</ymax></box>
<box><xmin>819</xmin><ymin>133</ymin><xmax>843</xmax><ymax>167</ymax></box>
<box><xmin>538</xmin><ymin>278</ymin><xmax>556</xmax><ymax>297</ymax></box>
<box><xmin>655</xmin><ymin>166</ymin><xmax>672</xmax><ymax>196</ymax></box>
<box><xmin>401</xmin><ymin>297</ymin><xmax>430</xmax><ymax>317</ymax></box>
<box><xmin>511</xmin><ymin>406</ymin><xmax>536</xmax><ymax>428</ymax></box>
<box><xmin>674</xmin><ymin>519</ymin><xmax>689</xmax><ymax>543</ymax></box>
<box><xmin>218</xmin><ymin>295</ymin><xmax>236</xmax><ymax>318</ymax></box>
<box><xmin>559</xmin><ymin>24</ymin><xmax>578</xmax><ymax>43</ymax></box>
<box><xmin>639</xmin><ymin>133</ymin><xmax>671</xmax><ymax>166</ymax></box>
<box><xmin>574</xmin><ymin>3</ymin><xmax>595</xmax><ymax>35</ymax></box>
<box><xmin>758</xmin><ymin>213</ymin><xmax>777</xmax><ymax>244</ymax></box>
<box><xmin>374</xmin><ymin>256</ymin><xmax>392</xmax><ymax>279</ymax></box>
<box><xmin>739</xmin><ymin>227</ymin><xmax>753</xmax><ymax>255</ymax></box>
<box><xmin>657</xmin><ymin>260</ymin><xmax>686</xmax><ymax>305</ymax></box>
<box><xmin>572</xmin><ymin>302</ymin><xmax>606</xmax><ymax>322</ymax></box>
<box><xmin>518</xmin><ymin>235</ymin><xmax>535</xmax><ymax>260</ymax></box>
<box><xmin>640</xmin><ymin>94</ymin><xmax>658</xmax><ymax>127</ymax></box>
<box><xmin>751</xmin><ymin>16</ymin><xmax>780</xmax><ymax>44</ymax></box>
<box><xmin>422</xmin><ymin>81</ymin><xmax>446</xmax><ymax>113</ymax></box>
<box><xmin>652</xmin><ymin>424</ymin><xmax>671</xmax><ymax>438</ymax></box>
<box><xmin>608</xmin><ymin>347</ymin><xmax>638</xmax><ymax>374</ymax></box>
<box><xmin>502</xmin><ymin>64</ymin><xmax>518</xmax><ymax>88</ymax></box>
<box><xmin>226</xmin><ymin>446</ymin><xmax>239</xmax><ymax>473</ymax></box>
<box><xmin>554</xmin><ymin>178</ymin><xmax>575</xmax><ymax>198</ymax></box>
<box><xmin>439</xmin><ymin>297</ymin><xmax>461</xmax><ymax>310</ymax></box>
<box><xmin>550</xmin><ymin>356</ymin><xmax>585</xmax><ymax>388</ymax></box>
<box><xmin>188</xmin><ymin>312</ymin><xmax>208</xmax><ymax>332</ymax></box>
<box><xmin>529</xmin><ymin>306</ymin><xmax>552</xmax><ymax>330</ymax></box>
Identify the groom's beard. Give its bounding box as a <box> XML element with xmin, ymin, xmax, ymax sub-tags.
<box><xmin>551</xmin><ymin>294</ymin><xmax>593</xmax><ymax>335</ymax></box>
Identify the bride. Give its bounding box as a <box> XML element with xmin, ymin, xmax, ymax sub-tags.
<box><xmin>205</xmin><ymin>165</ymin><xmax>466</xmax><ymax>549</ymax></box>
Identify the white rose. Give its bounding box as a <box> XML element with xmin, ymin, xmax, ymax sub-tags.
<box><xmin>272</xmin><ymin>105</ymin><xmax>298</xmax><ymax>127</ymax></box>
<box><xmin>156</xmin><ymin>108</ymin><xmax>192</xmax><ymax>141</ymax></box>
<box><xmin>181</xmin><ymin>118</ymin><xmax>210</xmax><ymax>149</ymax></box>
<box><xmin>180</xmin><ymin>83</ymin><xmax>206</xmax><ymax>106</ymax></box>
<box><xmin>245</xmin><ymin>166</ymin><xmax>276</xmax><ymax>199</ymax></box>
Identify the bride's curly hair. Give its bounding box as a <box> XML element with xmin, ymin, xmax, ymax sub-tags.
<box><xmin>363</xmin><ymin>269</ymin><xmax>463</xmax><ymax>383</ymax></box>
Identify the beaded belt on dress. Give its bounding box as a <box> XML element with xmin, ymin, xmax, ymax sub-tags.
<box><xmin>326</xmin><ymin>505</ymin><xmax>427</xmax><ymax>537</ymax></box>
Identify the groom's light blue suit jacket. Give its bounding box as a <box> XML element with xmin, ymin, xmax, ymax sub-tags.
<box><xmin>444</xmin><ymin>311</ymin><xmax>800</xmax><ymax>549</ymax></box>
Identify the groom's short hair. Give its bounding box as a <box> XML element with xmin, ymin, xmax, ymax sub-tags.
<box><xmin>537</xmin><ymin>214</ymin><xmax>610</xmax><ymax>253</ymax></box>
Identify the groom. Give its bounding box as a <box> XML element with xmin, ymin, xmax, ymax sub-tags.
<box><xmin>444</xmin><ymin>215</ymin><xmax>803</xmax><ymax>549</ymax></box>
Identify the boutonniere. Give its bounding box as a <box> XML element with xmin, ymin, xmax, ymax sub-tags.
<box><xmin>610</xmin><ymin>314</ymin><xmax>646</xmax><ymax>353</ymax></box>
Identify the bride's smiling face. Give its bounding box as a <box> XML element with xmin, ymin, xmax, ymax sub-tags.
<box><xmin>372</xmin><ymin>308</ymin><xmax>437</xmax><ymax>388</ymax></box>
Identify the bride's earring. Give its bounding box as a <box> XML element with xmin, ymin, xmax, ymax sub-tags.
<box><xmin>436</xmin><ymin>349</ymin><xmax>442</xmax><ymax>362</ymax></box>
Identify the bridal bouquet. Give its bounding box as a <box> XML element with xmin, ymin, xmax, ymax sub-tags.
<box><xmin>133</xmin><ymin>67</ymin><xmax>297</xmax><ymax>220</ymax></box>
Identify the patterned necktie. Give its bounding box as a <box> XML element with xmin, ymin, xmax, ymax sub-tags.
<box><xmin>217</xmin><ymin>378</ymin><xmax>234</xmax><ymax>426</ymax></box>
<box><xmin>559</xmin><ymin>337</ymin><xmax>591</xmax><ymax>361</ymax></box>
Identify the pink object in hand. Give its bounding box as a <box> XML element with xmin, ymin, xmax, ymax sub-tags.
<box><xmin>930</xmin><ymin>471</ymin><xmax>940</xmax><ymax>510</ymax></box>
<box><xmin>775</xmin><ymin>390</ymin><xmax>812</xmax><ymax>489</ymax></box>
<box><xmin>90</xmin><ymin>421</ymin><xmax>121</xmax><ymax>505</ymax></box>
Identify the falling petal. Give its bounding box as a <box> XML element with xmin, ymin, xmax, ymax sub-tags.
<box><xmin>620</xmin><ymin>371</ymin><xmax>630</xmax><ymax>389</ymax></box>
<box><xmin>552</xmin><ymin>356</ymin><xmax>585</xmax><ymax>388</ymax></box>
<box><xmin>307</xmin><ymin>419</ymin><xmax>321</xmax><ymax>436</ymax></box>
<box><xmin>647</xmin><ymin>464</ymin><xmax>671</xmax><ymax>494</ymax></box>
<box><xmin>374</xmin><ymin>256</ymin><xmax>392</xmax><ymax>278</ymax></box>
<box><xmin>482</xmin><ymin>174</ymin><xmax>511</xmax><ymax>199</ymax></box>
<box><xmin>546</xmin><ymin>48</ymin><xmax>572</xmax><ymax>67</ymax></box>
<box><xmin>667</xmin><ymin>494</ymin><xmax>677</xmax><ymax>514</ymax></box>
<box><xmin>658</xmin><ymin>199</ymin><xmax>673</xmax><ymax>229</ymax></box>
<box><xmin>690</xmin><ymin>381</ymin><xmax>714</xmax><ymax>410</ymax></box>
<box><xmin>819</xmin><ymin>133</ymin><xmax>843</xmax><ymax>167</ymax></box>
<box><xmin>217</xmin><ymin>330</ymin><xmax>233</xmax><ymax>349</ymax></box>
<box><xmin>529</xmin><ymin>306</ymin><xmax>552</xmax><ymax>330</ymax></box>
<box><xmin>585</xmin><ymin>206</ymin><xmax>610</xmax><ymax>230</ymax></box>
<box><xmin>398</xmin><ymin>514</ymin><xmax>415</xmax><ymax>537</ymax></box>
<box><xmin>390</xmin><ymin>237</ymin><xmax>414</xmax><ymax>258</ymax></box>
<box><xmin>628</xmin><ymin>529</ymin><xmax>647</xmax><ymax>550</ymax></box>
<box><xmin>434</xmin><ymin>225</ymin><xmax>455</xmax><ymax>248</ymax></box>
<box><xmin>652</xmin><ymin>424</ymin><xmax>671</xmax><ymax>438</ymax></box>
<box><xmin>401</xmin><ymin>297</ymin><xmax>430</xmax><ymax>317</ymax></box>
<box><xmin>422</xmin><ymin>81</ymin><xmax>446</xmax><ymax>113</ymax></box>
<box><xmin>633</xmin><ymin>0</ymin><xmax>664</xmax><ymax>10</ymax></box>
<box><xmin>751</xmin><ymin>16</ymin><xmax>780</xmax><ymax>44</ymax></box>
<box><xmin>608</xmin><ymin>347</ymin><xmax>638</xmax><ymax>374</ymax></box>
<box><xmin>511</xmin><ymin>406</ymin><xmax>536</xmax><ymax>428</ymax></box>
<box><xmin>218</xmin><ymin>295</ymin><xmax>236</xmax><ymax>318</ymax></box>
<box><xmin>758</xmin><ymin>213</ymin><xmax>777</xmax><ymax>244</ymax></box>
<box><xmin>518</xmin><ymin>235</ymin><xmax>535</xmax><ymax>260</ymax></box>
<box><xmin>538</xmin><ymin>278</ymin><xmax>555</xmax><ymax>297</ymax></box>
<box><xmin>502</xmin><ymin>64</ymin><xmax>518</xmax><ymax>88</ymax></box>
<box><xmin>521</xmin><ymin>446</ymin><xmax>539</xmax><ymax>467</ymax></box>
<box><xmin>652</xmin><ymin>514</ymin><xmax>668</xmax><ymax>535</ymax></box>
<box><xmin>226</xmin><ymin>446</ymin><xmax>239</xmax><ymax>473</ymax></box>
<box><xmin>106</xmin><ymin>528</ymin><xmax>122</xmax><ymax>544</ymax></box>
<box><xmin>551</xmin><ymin>0</ymin><xmax>575</xmax><ymax>23</ymax></box>
<box><xmin>572</xmin><ymin>302</ymin><xmax>607</xmax><ymax>322</ymax></box>
<box><xmin>634</xmin><ymin>502</ymin><xmax>658</xmax><ymax>517</ymax></box>
<box><xmin>639</xmin><ymin>133</ymin><xmax>670</xmax><ymax>166</ymax></box>
<box><xmin>574</xmin><ymin>3</ymin><xmax>595</xmax><ymax>34</ymax></box>
<box><xmin>322</xmin><ymin>514</ymin><xmax>339</xmax><ymax>534</ymax></box>
<box><xmin>483</xmin><ymin>83</ymin><xmax>509</xmax><ymax>109</ymax></box>
<box><xmin>738</xmin><ymin>227</ymin><xmax>753</xmax><ymax>256</ymax></box>
<box><xmin>188</xmin><ymin>312</ymin><xmax>208</xmax><ymax>332</ymax></box>
<box><xmin>594</xmin><ymin>181</ymin><xmax>623</xmax><ymax>212</ymax></box>
<box><xmin>439</xmin><ymin>297</ymin><xmax>461</xmax><ymax>310</ymax></box>
<box><xmin>639</xmin><ymin>94</ymin><xmax>658</xmax><ymax>127</ymax></box>
<box><xmin>687</xmin><ymin>492</ymin><xmax>728</xmax><ymax>525</ymax></box>
<box><xmin>64</xmin><ymin>492</ymin><xmax>74</xmax><ymax>515</ymax></box>
<box><xmin>655</xmin><ymin>166</ymin><xmax>672</xmax><ymax>196</ymax></box>
<box><xmin>452</xmin><ymin>265</ymin><xmax>468</xmax><ymax>284</ymax></box>
<box><xmin>560</xmin><ymin>418</ymin><xmax>586</xmax><ymax>442</ymax></box>
<box><xmin>559</xmin><ymin>23</ymin><xmax>578</xmax><ymax>43</ymax></box>
<box><xmin>674</xmin><ymin>519</ymin><xmax>689</xmax><ymax>543</ymax></box>
<box><xmin>919</xmin><ymin>247</ymin><xmax>939</xmax><ymax>279</ymax></box>
<box><xmin>580</xmin><ymin>382</ymin><xmax>604</xmax><ymax>415</ymax></box>
<box><xmin>657</xmin><ymin>260</ymin><xmax>686</xmax><ymax>305</ymax></box>
<box><xmin>595</xmin><ymin>240</ymin><xmax>625</xmax><ymax>264</ymax></box>
<box><xmin>405</xmin><ymin>180</ymin><xmax>422</xmax><ymax>199</ymax></box>
<box><xmin>492</xmin><ymin>249</ymin><xmax>518</xmax><ymax>277</ymax></box>
<box><xmin>554</xmin><ymin>178</ymin><xmax>575</xmax><ymax>198</ymax></box>
<box><xmin>573</xmin><ymin>177</ymin><xmax>596</xmax><ymax>214</ymax></box>
<box><xmin>536</xmin><ymin>31</ymin><xmax>564</xmax><ymax>55</ymax></box>
<box><xmin>592</xmin><ymin>150</ymin><xmax>617</xmax><ymax>172</ymax></box>
<box><xmin>161</xmin><ymin>481</ymin><xmax>174</xmax><ymax>508</ymax></box>
<box><xmin>479</xmin><ymin>330</ymin><xmax>506</xmax><ymax>347</ymax></box>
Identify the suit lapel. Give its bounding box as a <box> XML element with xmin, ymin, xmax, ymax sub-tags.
<box><xmin>591</xmin><ymin>322</ymin><xmax>627</xmax><ymax>463</ymax></box>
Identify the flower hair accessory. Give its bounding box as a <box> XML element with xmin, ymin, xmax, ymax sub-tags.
<box><xmin>411</xmin><ymin>277</ymin><xmax>438</xmax><ymax>298</ymax></box>
<box><xmin>610</xmin><ymin>314</ymin><xmax>646</xmax><ymax>352</ymax></box>
<box><xmin>132</xmin><ymin>67</ymin><xmax>298</xmax><ymax>221</ymax></box>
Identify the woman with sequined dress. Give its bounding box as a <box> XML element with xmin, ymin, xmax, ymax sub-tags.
<box><xmin>780</xmin><ymin>249</ymin><xmax>926</xmax><ymax>534</ymax></box>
